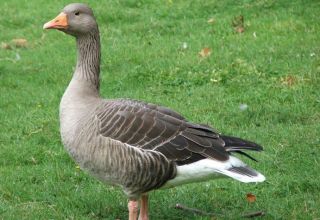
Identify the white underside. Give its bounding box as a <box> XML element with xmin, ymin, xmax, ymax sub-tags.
<box><xmin>163</xmin><ymin>156</ymin><xmax>265</xmax><ymax>188</ymax></box>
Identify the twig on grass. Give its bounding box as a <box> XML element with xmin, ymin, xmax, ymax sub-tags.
<box><xmin>242</xmin><ymin>211</ymin><xmax>265</xmax><ymax>218</ymax></box>
<box><xmin>175</xmin><ymin>203</ymin><xmax>265</xmax><ymax>218</ymax></box>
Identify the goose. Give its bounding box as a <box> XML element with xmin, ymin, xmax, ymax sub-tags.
<box><xmin>43</xmin><ymin>3</ymin><xmax>265</xmax><ymax>220</ymax></box>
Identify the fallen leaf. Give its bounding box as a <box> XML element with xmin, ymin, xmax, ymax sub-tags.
<box><xmin>281</xmin><ymin>75</ymin><xmax>296</xmax><ymax>86</ymax></box>
<box><xmin>12</xmin><ymin>38</ymin><xmax>28</xmax><ymax>48</ymax></box>
<box><xmin>199</xmin><ymin>47</ymin><xmax>212</xmax><ymax>58</ymax></box>
<box><xmin>207</xmin><ymin>18</ymin><xmax>215</xmax><ymax>24</ymax></box>
<box><xmin>246</xmin><ymin>193</ymin><xmax>256</xmax><ymax>203</ymax></box>
<box><xmin>232</xmin><ymin>15</ymin><xmax>244</xmax><ymax>27</ymax></box>
<box><xmin>232</xmin><ymin>15</ymin><xmax>245</xmax><ymax>33</ymax></box>
<box><xmin>236</xmin><ymin>26</ymin><xmax>245</xmax><ymax>33</ymax></box>
<box><xmin>1</xmin><ymin>42</ymin><xmax>12</xmax><ymax>50</ymax></box>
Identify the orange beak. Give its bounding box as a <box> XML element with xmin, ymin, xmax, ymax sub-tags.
<box><xmin>43</xmin><ymin>12</ymin><xmax>68</xmax><ymax>30</ymax></box>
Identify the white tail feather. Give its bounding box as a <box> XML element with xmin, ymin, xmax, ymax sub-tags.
<box><xmin>163</xmin><ymin>156</ymin><xmax>265</xmax><ymax>188</ymax></box>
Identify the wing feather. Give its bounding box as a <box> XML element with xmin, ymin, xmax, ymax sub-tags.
<box><xmin>96</xmin><ymin>99</ymin><xmax>230</xmax><ymax>165</ymax></box>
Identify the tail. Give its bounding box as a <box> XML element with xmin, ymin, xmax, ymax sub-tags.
<box><xmin>221</xmin><ymin>156</ymin><xmax>265</xmax><ymax>183</ymax></box>
<box><xmin>221</xmin><ymin>135</ymin><xmax>263</xmax><ymax>162</ymax></box>
<box><xmin>220</xmin><ymin>135</ymin><xmax>265</xmax><ymax>182</ymax></box>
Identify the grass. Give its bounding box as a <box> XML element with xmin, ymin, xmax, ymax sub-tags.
<box><xmin>0</xmin><ymin>0</ymin><xmax>319</xmax><ymax>219</ymax></box>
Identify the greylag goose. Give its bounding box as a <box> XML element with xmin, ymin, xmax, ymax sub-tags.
<box><xmin>43</xmin><ymin>3</ymin><xmax>265</xmax><ymax>220</ymax></box>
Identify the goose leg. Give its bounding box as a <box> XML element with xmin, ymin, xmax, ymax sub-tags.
<box><xmin>138</xmin><ymin>194</ymin><xmax>149</xmax><ymax>220</ymax></box>
<box><xmin>128</xmin><ymin>200</ymin><xmax>139</xmax><ymax>220</ymax></box>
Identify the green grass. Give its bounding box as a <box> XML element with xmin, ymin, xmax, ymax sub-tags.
<box><xmin>1</xmin><ymin>0</ymin><xmax>319</xmax><ymax>219</ymax></box>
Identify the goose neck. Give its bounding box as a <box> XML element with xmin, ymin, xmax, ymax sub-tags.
<box><xmin>74</xmin><ymin>29</ymin><xmax>101</xmax><ymax>92</ymax></box>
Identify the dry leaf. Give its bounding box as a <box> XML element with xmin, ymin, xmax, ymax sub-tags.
<box><xmin>199</xmin><ymin>47</ymin><xmax>212</xmax><ymax>58</ymax></box>
<box><xmin>207</xmin><ymin>18</ymin><xmax>215</xmax><ymax>24</ymax></box>
<box><xmin>12</xmin><ymin>38</ymin><xmax>28</xmax><ymax>48</ymax></box>
<box><xmin>236</xmin><ymin>26</ymin><xmax>245</xmax><ymax>33</ymax></box>
<box><xmin>232</xmin><ymin>15</ymin><xmax>245</xmax><ymax>33</ymax></box>
<box><xmin>246</xmin><ymin>193</ymin><xmax>256</xmax><ymax>203</ymax></box>
<box><xmin>232</xmin><ymin>15</ymin><xmax>244</xmax><ymax>27</ymax></box>
<box><xmin>281</xmin><ymin>75</ymin><xmax>296</xmax><ymax>86</ymax></box>
<box><xmin>1</xmin><ymin>42</ymin><xmax>12</xmax><ymax>50</ymax></box>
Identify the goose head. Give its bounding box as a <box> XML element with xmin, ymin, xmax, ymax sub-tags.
<box><xmin>43</xmin><ymin>3</ymin><xmax>98</xmax><ymax>37</ymax></box>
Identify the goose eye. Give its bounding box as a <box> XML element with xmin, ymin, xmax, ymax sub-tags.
<box><xmin>75</xmin><ymin>11</ymin><xmax>80</xmax><ymax>16</ymax></box>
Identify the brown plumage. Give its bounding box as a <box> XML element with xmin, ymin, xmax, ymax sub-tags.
<box><xmin>43</xmin><ymin>3</ymin><xmax>265</xmax><ymax>220</ymax></box>
<box><xmin>97</xmin><ymin>99</ymin><xmax>229</xmax><ymax>164</ymax></box>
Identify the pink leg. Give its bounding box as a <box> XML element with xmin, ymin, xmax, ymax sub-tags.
<box><xmin>128</xmin><ymin>200</ymin><xmax>139</xmax><ymax>220</ymax></box>
<box><xmin>138</xmin><ymin>194</ymin><xmax>149</xmax><ymax>220</ymax></box>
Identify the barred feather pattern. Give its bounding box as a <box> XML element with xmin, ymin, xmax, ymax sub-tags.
<box><xmin>95</xmin><ymin>99</ymin><xmax>230</xmax><ymax>166</ymax></box>
<box><xmin>62</xmin><ymin>110</ymin><xmax>176</xmax><ymax>199</ymax></box>
<box><xmin>75</xmin><ymin>29</ymin><xmax>100</xmax><ymax>90</ymax></box>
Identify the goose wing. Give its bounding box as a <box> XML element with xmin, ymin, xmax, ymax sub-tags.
<box><xmin>96</xmin><ymin>99</ymin><xmax>230</xmax><ymax>165</ymax></box>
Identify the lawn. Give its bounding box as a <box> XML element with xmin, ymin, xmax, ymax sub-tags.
<box><xmin>0</xmin><ymin>0</ymin><xmax>319</xmax><ymax>219</ymax></box>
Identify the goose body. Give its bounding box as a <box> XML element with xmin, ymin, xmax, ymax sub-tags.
<box><xmin>44</xmin><ymin>3</ymin><xmax>265</xmax><ymax>219</ymax></box>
